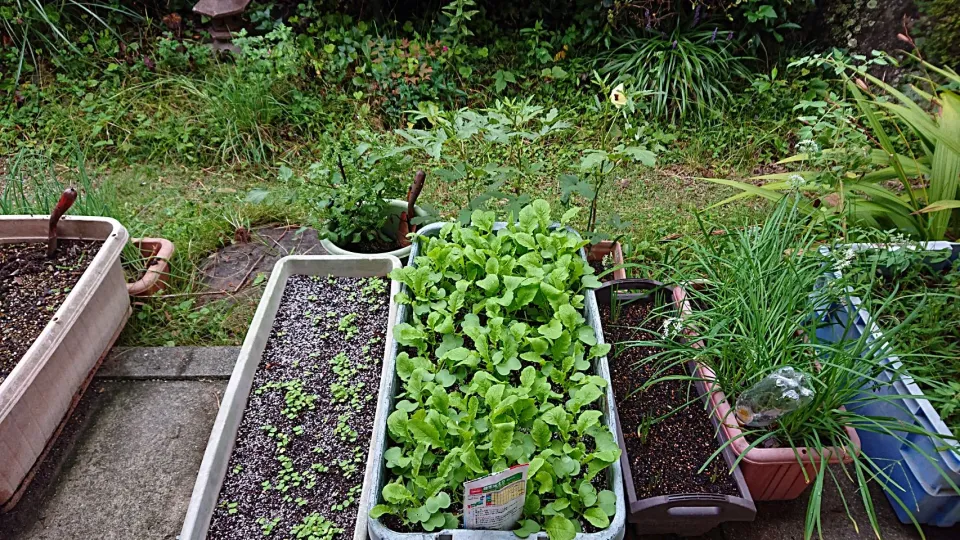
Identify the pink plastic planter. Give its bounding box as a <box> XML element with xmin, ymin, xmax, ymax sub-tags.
<box><xmin>674</xmin><ymin>286</ymin><xmax>862</xmax><ymax>501</ymax></box>
<box><xmin>126</xmin><ymin>237</ymin><xmax>175</xmax><ymax>296</ymax></box>
<box><xmin>587</xmin><ymin>240</ymin><xmax>627</xmax><ymax>281</ymax></box>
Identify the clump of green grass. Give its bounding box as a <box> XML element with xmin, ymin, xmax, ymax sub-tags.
<box><xmin>599</xmin><ymin>23</ymin><xmax>750</xmax><ymax>121</ymax></box>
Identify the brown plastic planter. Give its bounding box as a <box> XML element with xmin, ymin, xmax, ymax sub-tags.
<box><xmin>0</xmin><ymin>216</ymin><xmax>131</xmax><ymax>510</ymax></box>
<box><xmin>598</xmin><ymin>280</ymin><xmax>756</xmax><ymax>536</ymax></box>
<box><xmin>587</xmin><ymin>240</ymin><xmax>627</xmax><ymax>281</ymax></box>
<box><xmin>674</xmin><ymin>286</ymin><xmax>862</xmax><ymax>501</ymax></box>
<box><xmin>126</xmin><ymin>237</ymin><xmax>175</xmax><ymax>296</ymax></box>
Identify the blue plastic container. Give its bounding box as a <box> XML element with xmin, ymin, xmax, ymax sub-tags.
<box><xmin>815</xmin><ymin>242</ymin><xmax>960</xmax><ymax>527</ymax></box>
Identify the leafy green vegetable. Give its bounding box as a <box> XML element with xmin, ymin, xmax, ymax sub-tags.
<box><xmin>377</xmin><ymin>200</ymin><xmax>620</xmax><ymax>537</ymax></box>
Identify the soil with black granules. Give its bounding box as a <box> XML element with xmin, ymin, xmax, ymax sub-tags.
<box><xmin>601</xmin><ymin>300</ymin><xmax>741</xmax><ymax>500</ymax></box>
<box><xmin>589</xmin><ymin>259</ymin><xmax>612</xmax><ymax>282</ymax></box>
<box><xmin>341</xmin><ymin>237</ymin><xmax>401</xmax><ymax>254</ymax></box>
<box><xmin>208</xmin><ymin>275</ymin><xmax>389</xmax><ymax>540</ymax></box>
<box><xmin>0</xmin><ymin>240</ymin><xmax>101</xmax><ymax>384</ymax></box>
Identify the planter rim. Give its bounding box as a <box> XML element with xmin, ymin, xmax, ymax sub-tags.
<box><xmin>178</xmin><ymin>254</ymin><xmax>403</xmax><ymax>540</ymax></box>
<box><xmin>321</xmin><ymin>200</ymin><xmax>428</xmax><ymax>258</ymax></box>
<box><xmin>126</xmin><ymin>237</ymin><xmax>175</xmax><ymax>296</ymax></box>
<box><xmin>672</xmin><ymin>285</ymin><xmax>862</xmax><ymax>466</ymax></box>
<box><xmin>367</xmin><ymin>221</ymin><xmax>627</xmax><ymax>540</ymax></box>
<box><xmin>598</xmin><ymin>282</ymin><xmax>755</xmax><ymax>534</ymax></box>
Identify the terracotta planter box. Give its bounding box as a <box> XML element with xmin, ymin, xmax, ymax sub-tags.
<box><xmin>597</xmin><ymin>280</ymin><xmax>756</xmax><ymax>536</ymax></box>
<box><xmin>586</xmin><ymin>240</ymin><xmax>627</xmax><ymax>281</ymax></box>
<box><xmin>0</xmin><ymin>216</ymin><xmax>130</xmax><ymax>509</ymax></box>
<box><xmin>673</xmin><ymin>286</ymin><xmax>861</xmax><ymax>500</ymax></box>
<box><xmin>126</xmin><ymin>237</ymin><xmax>175</xmax><ymax>296</ymax></box>
<box><xmin>693</xmin><ymin>363</ymin><xmax>860</xmax><ymax>500</ymax></box>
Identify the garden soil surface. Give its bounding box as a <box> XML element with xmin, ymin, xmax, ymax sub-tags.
<box><xmin>0</xmin><ymin>240</ymin><xmax>101</xmax><ymax>384</ymax></box>
<box><xmin>601</xmin><ymin>300</ymin><xmax>740</xmax><ymax>499</ymax></box>
<box><xmin>208</xmin><ymin>275</ymin><xmax>389</xmax><ymax>539</ymax></box>
<box><xmin>341</xmin><ymin>237</ymin><xmax>401</xmax><ymax>254</ymax></box>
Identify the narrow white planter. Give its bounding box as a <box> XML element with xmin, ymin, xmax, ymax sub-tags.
<box><xmin>0</xmin><ymin>216</ymin><xmax>130</xmax><ymax>509</ymax></box>
<box><xmin>180</xmin><ymin>255</ymin><xmax>402</xmax><ymax>540</ymax></box>
<box><xmin>320</xmin><ymin>199</ymin><xmax>429</xmax><ymax>260</ymax></box>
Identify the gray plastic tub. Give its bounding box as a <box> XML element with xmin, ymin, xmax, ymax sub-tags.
<box><xmin>367</xmin><ymin>222</ymin><xmax>626</xmax><ymax>540</ymax></box>
<box><xmin>180</xmin><ymin>255</ymin><xmax>402</xmax><ymax>540</ymax></box>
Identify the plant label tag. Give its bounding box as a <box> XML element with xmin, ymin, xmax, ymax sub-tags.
<box><xmin>462</xmin><ymin>463</ymin><xmax>529</xmax><ymax>530</ymax></box>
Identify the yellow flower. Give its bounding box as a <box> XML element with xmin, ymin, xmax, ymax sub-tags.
<box><xmin>609</xmin><ymin>83</ymin><xmax>627</xmax><ymax>108</ymax></box>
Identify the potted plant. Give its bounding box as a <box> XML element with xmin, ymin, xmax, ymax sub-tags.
<box><xmin>595</xmin><ymin>279</ymin><xmax>755</xmax><ymax>536</ymax></box>
<box><xmin>245</xmin><ymin>136</ymin><xmax>433</xmax><ymax>260</ymax></box>
<box><xmin>637</xmin><ymin>199</ymin><xmax>957</xmax><ymax>537</ymax></box>
<box><xmin>180</xmin><ymin>254</ymin><xmax>402</xmax><ymax>539</ymax></box>
<box><xmin>561</xmin><ymin>77</ymin><xmax>657</xmax><ymax>282</ymax></box>
<box><xmin>366</xmin><ymin>201</ymin><xmax>626</xmax><ymax>540</ymax></box>
<box><xmin>0</xmin><ymin>190</ymin><xmax>130</xmax><ymax>509</ymax></box>
<box><xmin>816</xmin><ymin>240</ymin><xmax>960</xmax><ymax>526</ymax></box>
<box><xmin>318</xmin><ymin>169</ymin><xmax>431</xmax><ymax>259</ymax></box>
<box><xmin>125</xmin><ymin>237</ymin><xmax>176</xmax><ymax>296</ymax></box>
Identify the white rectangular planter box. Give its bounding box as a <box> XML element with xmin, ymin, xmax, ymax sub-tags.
<box><xmin>0</xmin><ymin>216</ymin><xmax>130</xmax><ymax>509</ymax></box>
<box><xmin>367</xmin><ymin>222</ymin><xmax>627</xmax><ymax>540</ymax></box>
<box><xmin>180</xmin><ymin>255</ymin><xmax>402</xmax><ymax>540</ymax></box>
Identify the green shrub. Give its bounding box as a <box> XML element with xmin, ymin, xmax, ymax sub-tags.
<box><xmin>0</xmin><ymin>0</ymin><xmax>138</xmax><ymax>84</ymax></box>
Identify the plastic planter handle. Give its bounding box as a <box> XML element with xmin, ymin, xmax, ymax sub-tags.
<box><xmin>366</xmin><ymin>221</ymin><xmax>627</xmax><ymax>540</ymax></box>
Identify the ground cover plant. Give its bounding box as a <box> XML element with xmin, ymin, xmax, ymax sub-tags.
<box><xmin>374</xmin><ymin>200</ymin><xmax>619</xmax><ymax>539</ymax></box>
<box><xmin>628</xmin><ymin>199</ymin><xmax>960</xmax><ymax>539</ymax></box>
<box><xmin>209</xmin><ymin>274</ymin><xmax>389</xmax><ymax>539</ymax></box>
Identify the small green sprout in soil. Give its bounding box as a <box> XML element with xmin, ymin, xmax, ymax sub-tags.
<box><xmin>209</xmin><ymin>275</ymin><xmax>388</xmax><ymax>539</ymax></box>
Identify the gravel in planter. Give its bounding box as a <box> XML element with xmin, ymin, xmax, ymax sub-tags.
<box><xmin>207</xmin><ymin>274</ymin><xmax>389</xmax><ymax>539</ymax></box>
<box><xmin>0</xmin><ymin>240</ymin><xmax>101</xmax><ymax>383</ymax></box>
<box><xmin>601</xmin><ymin>300</ymin><xmax>739</xmax><ymax>499</ymax></box>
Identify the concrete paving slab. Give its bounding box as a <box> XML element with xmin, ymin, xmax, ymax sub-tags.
<box><xmin>1</xmin><ymin>346</ymin><xmax>958</xmax><ymax>540</ymax></box>
<box><xmin>0</xmin><ymin>380</ymin><xmax>225</xmax><ymax>540</ymax></box>
<box><xmin>98</xmin><ymin>346</ymin><xmax>239</xmax><ymax>379</ymax></box>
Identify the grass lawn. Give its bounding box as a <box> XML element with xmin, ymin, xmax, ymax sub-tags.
<box><xmin>93</xmin><ymin>155</ymin><xmax>764</xmax><ymax>347</ymax></box>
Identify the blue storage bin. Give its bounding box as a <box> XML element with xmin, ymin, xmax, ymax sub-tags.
<box><xmin>814</xmin><ymin>242</ymin><xmax>960</xmax><ymax>526</ymax></box>
<box><xmin>887</xmin><ymin>452</ymin><xmax>960</xmax><ymax>527</ymax></box>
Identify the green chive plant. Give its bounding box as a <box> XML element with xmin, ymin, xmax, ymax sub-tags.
<box><xmin>627</xmin><ymin>199</ymin><xmax>959</xmax><ymax>539</ymax></box>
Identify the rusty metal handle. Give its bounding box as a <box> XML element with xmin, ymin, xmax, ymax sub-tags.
<box><xmin>47</xmin><ymin>188</ymin><xmax>78</xmax><ymax>258</ymax></box>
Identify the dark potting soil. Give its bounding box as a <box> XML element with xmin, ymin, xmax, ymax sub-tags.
<box><xmin>0</xmin><ymin>240</ymin><xmax>101</xmax><ymax>384</ymax></box>
<box><xmin>601</xmin><ymin>300</ymin><xmax>741</xmax><ymax>500</ymax></box>
<box><xmin>341</xmin><ymin>237</ymin><xmax>401</xmax><ymax>254</ymax></box>
<box><xmin>208</xmin><ymin>275</ymin><xmax>390</xmax><ymax>540</ymax></box>
<box><xmin>589</xmin><ymin>260</ymin><xmax>612</xmax><ymax>282</ymax></box>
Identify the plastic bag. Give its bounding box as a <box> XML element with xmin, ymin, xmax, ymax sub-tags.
<box><xmin>734</xmin><ymin>367</ymin><xmax>815</xmax><ymax>428</ymax></box>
